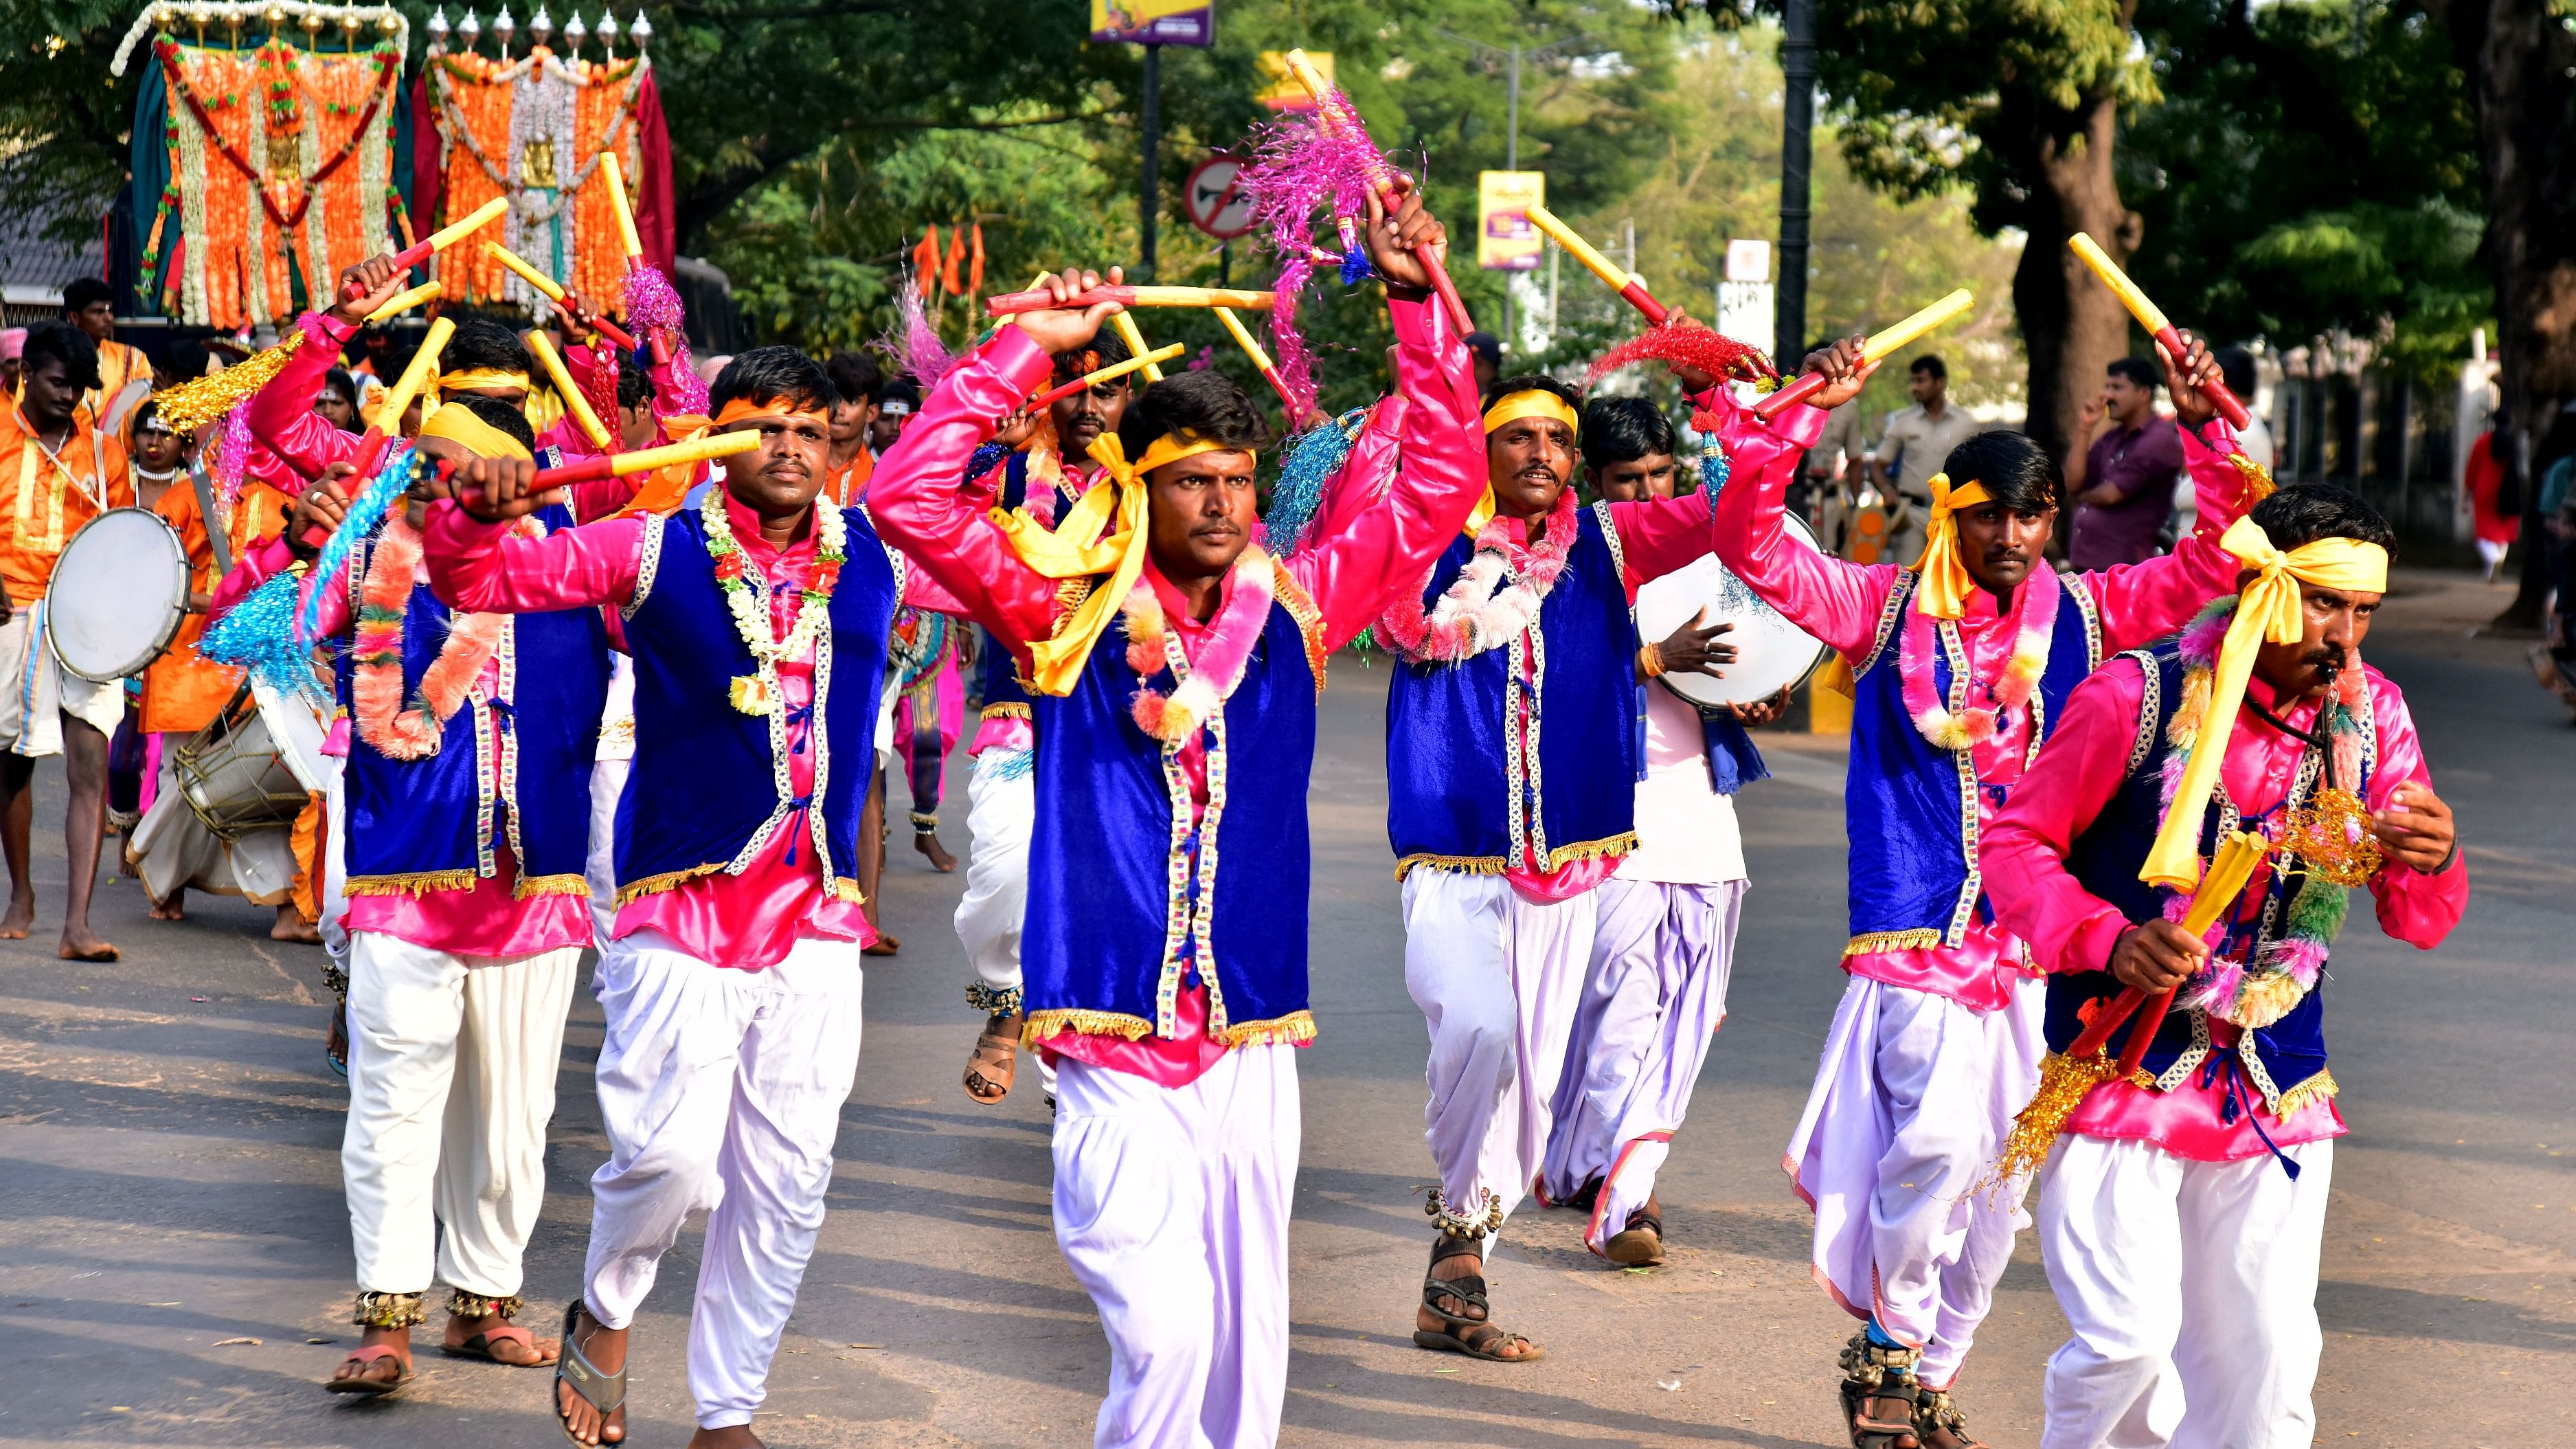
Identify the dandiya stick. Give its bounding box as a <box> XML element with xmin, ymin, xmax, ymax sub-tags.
<box><xmin>363</xmin><ymin>280</ymin><xmax>442</xmax><ymax>324</ymax></box>
<box><xmin>984</xmin><ymin>285</ymin><xmax>1276</xmax><ymax>317</ymax></box>
<box><xmin>1031</xmin><ymin>344</ymin><xmax>1186</xmax><ymax>409</ymax></box>
<box><xmin>349</xmin><ymin>196</ymin><xmax>508</xmax><ymax>300</ymax></box>
<box><xmin>528</xmin><ymin>330</ymin><xmax>613</xmax><ymax>451</ymax></box>
<box><xmin>534</xmin><ymin>429</ymin><xmax>762</xmax><ymax>486</ymax></box>
<box><xmin>1281</xmin><ymin>48</ymin><xmax>1474</xmax><ymax>335</ymax></box>
<box><xmin>1111</xmin><ymin>312</ymin><xmax>1166</xmax><ymax>383</ymax></box>
<box><xmin>598</xmin><ymin>151</ymin><xmax>645</xmax><ymax>263</ymax></box>
<box><xmin>485</xmin><ymin>241</ymin><xmax>640</xmax><ymax>350</ymax></box>
<box><xmin>310</xmin><ymin>317</ymin><xmax>454</xmax><ymax>546</ymax></box>
<box><xmin>1755</xmin><ymin>289</ymin><xmax>1976</xmax><ymax>418</ymax></box>
<box><xmin>2068</xmin><ymin>233</ymin><xmax>2252</xmax><ymax>431</ymax></box>
<box><xmin>996</xmin><ymin>271</ymin><xmax>1052</xmax><ymax>329</ymax></box>
<box><xmin>1522</xmin><ymin>202</ymin><xmax>1666</xmax><ymax>324</ymax></box>
<box><xmin>1213</xmin><ymin>308</ymin><xmax>1300</xmax><ymax>417</ymax></box>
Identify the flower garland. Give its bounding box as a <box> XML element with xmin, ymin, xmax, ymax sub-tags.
<box><xmin>704</xmin><ymin>487</ymin><xmax>845</xmax><ymax>716</ymax></box>
<box><xmin>352</xmin><ymin>515</ymin><xmax>507</xmax><ymax>759</ymax></box>
<box><xmin>2158</xmin><ymin>596</ymin><xmax>2373</xmax><ymax>1029</ymax></box>
<box><xmin>1120</xmin><ymin>548</ymin><xmax>1276</xmax><ymax>743</ymax></box>
<box><xmin>1374</xmin><ymin>485</ymin><xmax>1579</xmax><ymax>663</ymax></box>
<box><xmin>1897</xmin><ymin>559</ymin><xmax>2059</xmax><ymax>750</ymax></box>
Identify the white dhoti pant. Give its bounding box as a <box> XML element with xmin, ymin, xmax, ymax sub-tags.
<box><xmin>1403</xmin><ymin>868</ymin><xmax>1602</xmax><ymax>1232</ymax></box>
<box><xmin>341</xmin><ymin>932</ymin><xmax>583</xmax><ymax>1298</ymax></box>
<box><xmin>953</xmin><ymin>750</ymin><xmax>1052</xmax><ymax>1094</ymax></box>
<box><xmin>1541</xmin><ymin>878</ymin><xmax>1746</xmax><ymax>1251</ymax></box>
<box><xmin>319</xmin><ymin>758</ymin><xmax>350</xmax><ymax>965</ymax></box>
<box><xmin>582</xmin><ymin>929</ymin><xmax>866</xmax><ymax>1431</ymax></box>
<box><xmin>2036</xmin><ymin>1135</ymin><xmax>2331</xmax><ymax>1449</ymax></box>
<box><xmin>585</xmin><ymin>755</ymin><xmax>629</xmax><ymax>947</ymax></box>
<box><xmin>1785</xmin><ymin>974</ymin><xmax>2045</xmax><ymax>1386</ymax></box>
<box><xmin>1052</xmin><ymin>1045</ymin><xmax>1300</xmax><ymax>1449</ymax></box>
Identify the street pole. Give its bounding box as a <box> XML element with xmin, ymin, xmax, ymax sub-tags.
<box><xmin>1502</xmin><ymin>43</ymin><xmax>1521</xmax><ymax>346</ymax></box>
<box><xmin>1776</xmin><ymin>0</ymin><xmax>1816</xmax><ymax>363</ymax></box>
<box><xmin>1140</xmin><ymin>42</ymin><xmax>1162</xmax><ymax>282</ymax></box>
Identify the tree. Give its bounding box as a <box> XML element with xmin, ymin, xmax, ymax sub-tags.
<box><xmin>0</xmin><ymin>1</ymin><xmax>153</xmax><ymax>242</ymax></box>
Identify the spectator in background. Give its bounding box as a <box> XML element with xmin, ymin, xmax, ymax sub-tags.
<box><xmin>2466</xmin><ymin>425</ymin><xmax>2519</xmax><ymax>582</ymax></box>
<box><xmin>822</xmin><ymin>351</ymin><xmax>883</xmax><ymax>505</ymax></box>
<box><xmin>1800</xmin><ymin>335</ymin><xmax>1867</xmax><ymax>548</ymax></box>
<box><xmin>0</xmin><ymin>328</ymin><xmax>23</xmax><ymax>396</ymax></box>
<box><xmin>870</xmin><ymin>376</ymin><xmax>920</xmax><ymax>456</ymax></box>
<box><xmin>63</xmin><ymin>278</ymin><xmax>155</xmax><ymax>434</ymax></box>
<box><xmin>1463</xmin><ymin>330</ymin><xmax>1504</xmax><ymax>395</ymax></box>
<box><xmin>126</xmin><ymin>401</ymin><xmax>192</xmax><ymax>513</ymax></box>
<box><xmin>315</xmin><ymin>368</ymin><xmax>361</xmax><ymax>432</ymax></box>
<box><xmin>1867</xmin><ymin>353</ymin><xmax>1982</xmax><ymax>565</ymax></box>
<box><xmin>2215</xmin><ymin>346</ymin><xmax>2274</xmax><ymax>469</ymax></box>
<box><xmin>2066</xmin><ymin>355</ymin><xmax>2184</xmax><ymax>570</ymax></box>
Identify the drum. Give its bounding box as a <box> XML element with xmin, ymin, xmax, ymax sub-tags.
<box><xmin>171</xmin><ymin>685</ymin><xmax>317</xmax><ymax>840</ymax></box>
<box><xmin>1633</xmin><ymin>512</ymin><xmax>1833</xmax><ymax>709</ymax></box>
<box><xmin>45</xmin><ymin>507</ymin><xmax>191</xmax><ymax>683</ymax></box>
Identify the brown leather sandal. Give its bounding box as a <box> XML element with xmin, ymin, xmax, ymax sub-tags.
<box><xmin>963</xmin><ymin>1022</ymin><xmax>1018</xmax><ymax>1104</ymax></box>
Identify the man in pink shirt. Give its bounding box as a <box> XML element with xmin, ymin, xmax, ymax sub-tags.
<box><xmin>870</xmin><ymin>183</ymin><xmax>1481</xmax><ymax>1449</ymax></box>
<box><xmin>428</xmin><ymin>347</ymin><xmax>907</xmax><ymax>1449</ymax></box>
<box><xmin>1709</xmin><ymin>333</ymin><xmax>2252</xmax><ymax>1449</ymax></box>
<box><xmin>1981</xmin><ymin>485</ymin><xmax>2463</xmax><ymax>1447</ymax></box>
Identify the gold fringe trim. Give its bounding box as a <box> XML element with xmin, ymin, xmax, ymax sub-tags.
<box><xmin>1392</xmin><ymin>851</ymin><xmax>1512</xmax><ymax>881</ymax></box>
<box><xmin>344</xmin><ymin>869</ymin><xmax>479</xmax><ymax>897</ymax></box>
<box><xmin>979</xmin><ymin>702</ymin><xmax>1031</xmax><ymax>722</ymax></box>
<box><xmin>1269</xmin><ymin>562</ymin><xmax>1330</xmax><ymax>694</ymax></box>
<box><xmin>1541</xmin><ymin>831</ymin><xmax>1635</xmax><ymax>872</ymax></box>
<box><xmin>1844</xmin><ymin>928</ymin><xmax>1945</xmax><ymax>956</ymax></box>
<box><xmin>1221</xmin><ymin>1010</ymin><xmax>1318</xmax><ymax>1048</ymax></box>
<box><xmin>830</xmin><ymin>875</ymin><xmax>866</xmax><ymax>904</ymax></box>
<box><xmin>152</xmin><ymin>330</ymin><xmax>305</xmax><ymax>433</ymax></box>
<box><xmin>512</xmin><ymin>873</ymin><xmax>591</xmax><ymax>900</ymax></box>
<box><xmin>2272</xmin><ymin>1068</ymin><xmax>2339</xmax><ymax>1120</ymax></box>
<box><xmin>1021</xmin><ymin>1007</ymin><xmax>1157</xmax><ymax>1046</ymax></box>
<box><xmin>614</xmin><ymin>862</ymin><xmax>729</xmax><ymax>906</ymax></box>
<box><xmin>1989</xmin><ymin>1049</ymin><xmax>2126</xmax><ymax>1187</ymax></box>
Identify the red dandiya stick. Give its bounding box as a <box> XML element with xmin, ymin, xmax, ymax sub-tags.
<box><xmin>1280</xmin><ymin>49</ymin><xmax>1474</xmax><ymax>336</ymax></box>
<box><xmin>351</xmin><ymin>196</ymin><xmax>510</xmax><ymax>300</ymax></box>
<box><xmin>486</xmin><ymin>242</ymin><xmax>641</xmax><ymax>350</ymax></box>
<box><xmin>2068</xmin><ymin>830</ymin><xmax>2271</xmax><ymax>1070</ymax></box>
<box><xmin>2068</xmin><ymin>234</ymin><xmax>2253</xmax><ymax>431</ymax></box>
<box><xmin>984</xmin><ymin>285</ymin><xmax>1278</xmax><ymax>317</ymax></box>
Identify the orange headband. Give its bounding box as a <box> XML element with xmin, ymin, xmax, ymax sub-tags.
<box><xmin>713</xmin><ymin>395</ymin><xmax>831</xmax><ymax>429</ymax></box>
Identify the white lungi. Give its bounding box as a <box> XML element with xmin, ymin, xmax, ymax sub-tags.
<box><xmin>1785</xmin><ymin>973</ymin><xmax>2045</xmax><ymax>1385</ymax></box>
<box><xmin>2037</xmin><ymin>1135</ymin><xmax>2331</xmax><ymax>1449</ymax></box>
<box><xmin>1403</xmin><ymin>867</ymin><xmax>1598</xmax><ymax>1232</ymax></box>
<box><xmin>1052</xmin><ymin>1045</ymin><xmax>1300</xmax><ymax>1449</ymax></box>
<box><xmin>341</xmin><ymin>932</ymin><xmax>583</xmax><ymax>1297</ymax></box>
<box><xmin>583</xmin><ymin>929</ymin><xmax>866</xmax><ymax>1431</ymax></box>
<box><xmin>1541</xmin><ymin>877</ymin><xmax>1746</xmax><ymax>1250</ymax></box>
<box><xmin>0</xmin><ymin>606</ymin><xmax>123</xmax><ymax>756</ymax></box>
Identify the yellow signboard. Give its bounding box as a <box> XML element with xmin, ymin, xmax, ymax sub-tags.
<box><xmin>1478</xmin><ymin>170</ymin><xmax>1545</xmax><ymax>272</ymax></box>
<box><xmin>1256</xmin><ymin>50</ymin><xmax>1331</xmax><ymax>112</ymax></box>
<box><xmin>1092</xmin><ymin>0</ymin><xmax>1214</xmax><ymax>46</ymax></box>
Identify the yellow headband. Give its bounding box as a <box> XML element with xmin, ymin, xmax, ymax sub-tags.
<box><xmin>1482</xmin><ymin>390</ymin><xmax>1580</xmax><ymax>436</ymax></box>
<box><xmin>417</xmin><ymin>402</ymin><xmax>534</xmax><ymax>462</ymax></box>
<box><xmin>2140</xmin><ymin>515</ymin><xmax>2391</xmax><ymax>890</ymax></box>
<box><xmin>988</xmin><ymin>432</ymin><xmax>1255</xmax><ymax>697</ymax></box>
<box><xmin>438</xmin><ymin>368</ymin><xmax>532</xmax><ymax>396</ymax></box>
<box><xmin>1908</xmin><ymin>473</ymin><xmax>1995</xmax><ymax>620</ymax></box>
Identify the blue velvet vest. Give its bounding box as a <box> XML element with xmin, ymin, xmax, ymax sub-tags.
<box><xmin>1021</xmin><ymin>570</ymin><xmax>1324</xmax><ymax>1047</ymax></box>
<box><xmin>341</xmin><ymin>506</ymin><xmax>609</xmax><ymax>898</ymax></box>
<box><xmin>1843</xmin><ymin>571</ymin><xmax>2102</xmax><ymax>951</ymax></box>
<box><xmin>614</xmin><ymin>504</ymin><xmax>899</xmax><ymax>904</ymax></box>
<box><xmin>1385</xmin><ymin>502</ymin><xmax>1642</xmax><ymax>877</ymax></box>
<box><xmin>2046</xmin><ymin>640</ymin><xmax>2373</xmax><ymax>1116</ymax></box>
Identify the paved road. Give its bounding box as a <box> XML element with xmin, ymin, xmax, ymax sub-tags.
<box><xmin>1</xmin><ymin>565</ymin><xmax>2567</xmax><ymax>1447</ymax></box>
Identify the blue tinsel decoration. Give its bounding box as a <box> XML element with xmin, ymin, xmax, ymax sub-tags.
<box><xmin>964</xmin><ymin>440</ymin><xmax>1010</xmax><ymax>483</ymax></box>
<box><xmin>296</xmin><ymin>442</ymin><xmax>419</xmax><ymax>651</ymax></box>
<box><xmin>1261</xmin><ymin>407</ymin><xmax>1369</xmax><ymax>557</ymax></box>
<box><xmin>200</xmin><ymin>567</ymin><xmax>330</xmax><ymax>702</ymax></box>
<box><xmin>1338</xmin><ymin>247</ymin><xmax>1376</xmax><ymax>287</ymax></box>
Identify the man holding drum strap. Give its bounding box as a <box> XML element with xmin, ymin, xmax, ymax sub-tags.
<box><xmin>0</xmin><ymin>320</ymin><xmax>133</xmax><ymax>961</ymax></box>
<box><xmin>1376</xmin><ymin>362</ymin><xmax>1795</xmax><ymax>1366</ymax></box>
<box><xmin>1703</xmin><ymin>333</ymin><xmax>2257</xmax><ymax>1449</ymax></box>
<box><xmin>1535</xmin><ymin>394</ymin><xmax>1788</xmax><ymax>1267</ymax></box>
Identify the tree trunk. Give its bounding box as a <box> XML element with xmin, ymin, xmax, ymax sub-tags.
<box><xmin>2428</xmin><ymin>0</ymin><xmax>2576</xmax><ymax>629</ymax></box>
<box><xmin>2011</xmin><ymin>93</ymin><xmax>2138</xmax><ymax>488</ymax></box>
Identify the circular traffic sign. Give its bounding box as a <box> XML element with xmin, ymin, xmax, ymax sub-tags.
<box><xmin>1184</xmin><ymin>156</ymin><xmax>1256</xmax><ymax>240</ymax></box>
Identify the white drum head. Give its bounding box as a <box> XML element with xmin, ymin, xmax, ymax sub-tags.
<box><xmin>45</xmin><ymin>508</ymin><xmax>192</xmax><ymax>683</ymax></box>
<box><xmin>252</xmin><ymin>677</ymin><xmax>333</xmax><ymax>796</ymax></box>
<box><xmin>1634</xmin><ymin>511</ymin><xmax>1833</xmax><ymax>709</ymax></box>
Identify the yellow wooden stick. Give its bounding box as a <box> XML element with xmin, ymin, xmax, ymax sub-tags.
<box><xmin>374</xmin><ymin>317</ymin><xmax>454</xmax><ymax>432</ymax></box>
<box><xmin>598</xmin><ymin>151</ymin><xmax>644</xmax><ymax>260</ymax></box>
<box><xmin>1212</xmin><ymin>307</ymin><xmax>1276</xmax><ymax>374</ymax></box>
<box><xmin>1037</xmin><ymin>344</ymin><xmax>1186</xmax><ymax>404</ymax></box>
<box><xmin>1522</xmin><ymin>203</ymin><xmax>1631</xmax><ymax>292</ymax></box>
<box><xmin>2180</xmin><ymin>831</ymin><xmax>2268</xmax><ymax>936</ymax></box>
<box><xmin>527</xmin><ymin>330</ymin><xmax>613</xmax><ymax>450</ymax></box>
<box><xmin>596</xmin><ymin>429</ymin><xmax>760</xmax><ymax>478</ymax></box>
<box><xmin>1860</xmin><ymin>289</ymin><xmax>1977</xmax><ymax>363</ymax></box>
<box><xmin>364</xmin><ymin>280</ymin><xmax>442</xmax><ymax>324</ymax></box>
<box><xmin>1111</xmin><ymin>312</ymin><xmax>1165</xmax><ymax>383</ymax></box>
<box><xmin>2068</xmin><ymin>233</ymin><xmax>2171</xmax><ymax>333</ymax></box>
<box><xmin>418</xmin><ymin>196</ymin><xmax>510</xmax><ymax>258</ymax></box>
<box><xmin>486</xmin><ymin>240</ymin><xmax>566</xmax><ymax>303</ymax></box>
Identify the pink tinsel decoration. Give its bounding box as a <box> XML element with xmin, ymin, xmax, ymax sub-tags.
<box><xmin>1241</xmin><ymin>109</ymin><xmax>1383</xmax><ymax>418</ymax></box>
<box><xmin>622</xmin><ymin>265</ymin><xmax>710</xmax><ymax>414</ymax></box>
<box><xmin>214</xmin><ymin>402</ymin><xmax>252</xmax><ymax>509</ymax></box>
<box><xmin>2265</xmin><ymin>936</ymin><xmax>2328</xmax><ymax>987</ymax></box>
<box><xmin>881</xmin><ymin>282</ymin><xmax>956</xmax><ymax>387</ymax></box>
<box><xmin>2178</xmin><ymin>607</ymin><xmax>2230</xmax><ymax>662</ymax></box>
<box><xmin>2182</xmin><ymin>954</ymin><xmax>2245</xmax><ymax>1018</ymax></box>
<box><xmin>1582</xmin><ymin>323</ymin><xmax>1773</xmax><ymax>392</ymax></box>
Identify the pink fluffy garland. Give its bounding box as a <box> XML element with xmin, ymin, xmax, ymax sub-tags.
<box><xmin>1895</xmin><ymin>562</ymin><xmax>2060</xmax><ymax>750</ymax></box>
<box><xmin>1121</xmin><ymin>549</ymin><xmax>1277</xmax><ymax>743</ymax></box>
<box><xmin>1375</xmin><ymin>486</ymin><xmax>1579</xmax><ymax>661</ymax></box>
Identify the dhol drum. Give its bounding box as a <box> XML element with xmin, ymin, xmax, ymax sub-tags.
<box><xmin>172</xmin><ymin>682</ymin><xmax>326</xmax><ymax>840</ymax></box>
<box><xmin>45</xmin><ymin>507</ymin><xmax>191</xmax><ymax>683</ymax></box>
<box><xmin>1633</xmin><ymin>512</ymin><xmax>1833</xmax><ymax>708</ymax></box>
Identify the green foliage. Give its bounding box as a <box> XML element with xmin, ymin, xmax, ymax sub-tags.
<box><xmin>0</xmin><ymin>1</ymin><xmax>152</xmax><ymax>243</ymax></box>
